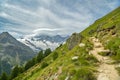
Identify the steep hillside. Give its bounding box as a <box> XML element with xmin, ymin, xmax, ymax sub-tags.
<box><xmin>15</xmin><ymin>7</ymin><xmax>120</xmax><ymax>80</ymax></box>
<box><xmin>0</xmin><ymin>32</ymin><xmax>35</xmax><ymax>74</ymax></box>
<box><xmin>81</xmin><ymin>7</ymin><xmax>120</xmax><ymax>61</ymax></box>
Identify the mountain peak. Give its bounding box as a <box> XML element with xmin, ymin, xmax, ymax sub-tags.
<box><xmin>0</xmin><ymin>32</ymin><xmax>16</xmax><ymax>43</ymax></box>
<box><xmin>0</xmin><ymin>32</ymin><xmax>35</xmax><ymax>74</ymax></box>
<box><xmin>0</xmin><ymin>32</ymin><xmax>10</xmax><ymax>36</ymax></box>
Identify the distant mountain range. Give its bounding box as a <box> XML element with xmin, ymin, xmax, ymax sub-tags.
<box><xmin>18</xmin><ymin>35</ymin><xmax>69</xmax><ymax>52</ymax></box>
<box><xmin>0</xmin><ymin>32</ymin><xmax>35</xmax><ymax>74</ymax></box>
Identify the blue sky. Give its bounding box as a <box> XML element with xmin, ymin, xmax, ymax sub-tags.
<box><xmin>0</xmin><ymin>0</ymin><xmax>120</xmax><ymax>38</ymax></box>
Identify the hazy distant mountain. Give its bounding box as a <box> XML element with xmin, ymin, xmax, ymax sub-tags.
<box><xmin>0</xmin><ymin>32</ymin><xmax>35</xmax><ymax>74</ymax></box>
<box><xmin>18</xmin><ymin>35</ymin><xmax>68</xmax><ymax>52</ymax></box>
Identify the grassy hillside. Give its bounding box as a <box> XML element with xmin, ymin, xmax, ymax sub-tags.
<box><xmin>81</xmin><ymin>7</ymin><xmax>120</xmax><ymax>61</ymax></box>
<box><xmin>14</xmin><ymin>7</ymin><xmax>120</xmax><ymax>80</ymax></box>
<box><xmin>14</xmin><ymin>33</ymin><xmax>98</xmax><ymax>80</ymax></box>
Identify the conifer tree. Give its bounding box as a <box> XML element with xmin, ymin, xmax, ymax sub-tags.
<box><xmin>44</xmin><ymin>48</ymin><xmax>51</xmax><ymax>57</ymax></box>
<box><xmin>10</xmin><ymin>65</ymin><xmax>19</xmax><ymax>79</ymax></box>
<box><xmin>36</xmin><ymin>50</ymin><xmax>44</xmax><ymax>63</ymax></box>
<box><xmin>0</xmin><ymin>72</ymin><xmax>8</xmax><ymax>80</ymax></box>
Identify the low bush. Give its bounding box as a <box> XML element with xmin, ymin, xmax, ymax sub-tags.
<box><xmin>53</xmin><ymin>52</ymin><xmax>58</xmax><ymax>60</ymax></box>
<box><xmin>98</xmin><ymin>52</ymin><xmax>110</xmax><ymax>56</ymax></box>
<box><xmin>74</xmin><ymin>67</ymin><xmax>96</xmax><ymax>80</ymax></box>
<box><xmin>41</xmin><ymin>62</ymin><xmax>49</xmax><ymax>69</ymax></box>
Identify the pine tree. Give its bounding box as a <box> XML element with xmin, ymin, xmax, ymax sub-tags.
<box><xmin>36</xmin><ymin>50</ymin><xmax>44</xmax><ymax>63</ymax></box>
<box><xmin>10</xmin><ymin>65</ymin><xmax>19</xmax><ymax>79</ymax></box>
<box><xmin>44</xmin><ymin>48</ymin><xmax>51</xmax><ymax>57</ymax></box>
<box><xmin>0</xmin><ymin>72</ymin><xmax>8</xmax><ymax>80</ymax></box>
<box><xmin>41</xmin><ymin>62</ymin><xmax>48</xmax><ymax>69</ymax></box>
<box><xmin>31</xmin><ymin>57</ymin><xmax>37</xmax><ymax>65</ymax></box>
<box><xmin>53</xmin><ymin>52</ymin><xmax>58</xmax><ymax>60</ymax></box>
<box><xmin>24</xmin><ymin>60</ymin><xmax>33</xmax><ymax>70</ymax></box>
<box><xmin>18</xmin><ymin>66</ymin><xmax>24</xmax><ymax>74</ymax></box>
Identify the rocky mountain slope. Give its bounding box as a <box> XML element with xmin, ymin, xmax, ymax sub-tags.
<box><xmin>18</xmin><ymin>35</ymin><xmax>68</xmax><ymax>52</ymax></box>
<box><xmin>14</xmin><ymin>7</ymin><xmax>120</xmax><ymax>80</ymax></box>
<box><xmin>0</xmin><ymin>32</ymin><xmax>35</xmax><ymax>74</ymax></box>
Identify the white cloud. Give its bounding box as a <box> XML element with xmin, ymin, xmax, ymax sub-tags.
<box><xmin>0</xmin><ymin>0</ymin><xmax>119</xmax><ymax>38</ymax></box>
<box><xmin>0</xmin><ymin>12</ymin><xmax>9</xmax><ymax>17</ymax></box>
<box><xmin>33</xmin><ymin>28</ymin><xmax>60</xmax><ymax>32</ymax></box>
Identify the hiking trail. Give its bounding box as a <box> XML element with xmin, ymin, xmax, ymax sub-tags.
<box><xmin>89</xmin><ymin>37</ymin><xmax>120</xmax><ymax>80</ymax></box>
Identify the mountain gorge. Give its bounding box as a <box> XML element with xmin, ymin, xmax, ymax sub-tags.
<box><xmin>14</xmin><ymin>7</ymin><xmax>120</xmax><ymax>80</ymax></box>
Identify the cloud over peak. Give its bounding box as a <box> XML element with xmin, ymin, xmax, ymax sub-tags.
<box><xmin>0</xmin><ymin>0</ymin><xmax>120</xmax><ymax>38</ymax></box>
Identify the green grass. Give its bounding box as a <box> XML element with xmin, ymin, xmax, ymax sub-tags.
<box><xmin>116</xmin><ymin>67</ymin><xmax>120</xmax><ymax>75</ymax></box>
<box><xmin>14</xmin><ymin>38</ymin><xmax>98</xmax><ymax>80</ymax></box>
<box><xmin>81</xmin><ymin>7</ymin><xmax>120</xmax><ymax>62</ymax></box>
<box><xmin>98</xmin><ymin>52</ymin><xmax>110</xmax><ymax>56</ymax></box>
<box><xmin>81</xmin><ymin>7</ymin><xmax>120</xmax><ymax>37</ymax></box>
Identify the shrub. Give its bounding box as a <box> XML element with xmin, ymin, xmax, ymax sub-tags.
<box><xmin>10</xmin><ymin>65</ymin><xmax>20</xmax><ymax>79</ymax></box>
<box><xmin>41</xmin><ymin>62</ymin><xmax>48</xmax><ymax>69</ymax></box>
<box><xmin>24</xmin><ymin>60</ymin><xmax>34</xmax><ymax>70</ymax></box>
<box><xmin>36</xmin><ymin>50</ymin><xmax>44</xmax><ymax>63</ymax></box>
<box><xmin>69</xmin><ymin>69</ymin><xmax>76</xmax><ymax>76</ymax></box>
<box><xmin>0</xmin><ymin>72</ymin><xmax>8</xmax><ymax>80</ymax></box>
<box><xmin>98</xmin><ymin>52</ymin><xmax>110</xmax><ymax>56</ymax></box>
<box><xmin>115</xmin><ymin>67</ymin><xmax>120</xmax><ymax>75</ymax></box>
<box><xmin>85</xmin><ymin>55</ymin><xmax>98</xmax><ymax>63</ymax></box>
<box><xmin>44</xmin><ymin>48</ymin><xmax>52</xmax><ymax>57</ymax></box>
<box><xmin>74</xmin><ymin>67</ymin><xmax>96</xmax><ymax>80</ymax></box>
<box><xmin>53</xmin><ymin>52</ymin><xmax>58</xmax><ymax>60</ymax></box>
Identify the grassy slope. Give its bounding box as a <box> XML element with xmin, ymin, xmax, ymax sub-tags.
<box><xmin>15</xmin><ymin>7</ymin><xmax>120</xmax><ymax>80</ymax></box>
<box><xmin>81</xmin><ymin>7</ymin><xmax>120</xmax><ymax>60</ymax></box>
<box><xmin>14</xmin><ymin>38</ymin><xmax>98</xmax><ymax>80</ymax></box>
<box><xmin>81</xmin><ymin>7</ymin><xmax>120</xmax><ymax>37</ymax></box>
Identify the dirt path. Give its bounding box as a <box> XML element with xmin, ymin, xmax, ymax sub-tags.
<box><xmin>89</xmin><ymin>37</ymin><xmax>120</xmax><ymax>80</ymax></box>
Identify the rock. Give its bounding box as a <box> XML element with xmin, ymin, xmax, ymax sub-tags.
<box><xmin>94</xmin><ymin>43</ymin><xmax>102</xmax><ymax>48</ymax></box>
<box><xmin>65</xmin><ymin>76</ymin><xmax>69</xmax><ymax>80</ymax></box>
<box><xmin>89</xmin><ymin>52</ymin><xmax>92</xmax><ymax>55</ymax></box>
<box><xmin>72</xmin><ymin>56</ymin><xmax>79</xmax><ymax>60</ymax></box>
<box><xmin>100</xmin><ymin>50</ymin><xmax>110</xmax><ymax>53</ymax></box>
<box><xmin>66</xmin><ymin>33</ymin><xmax>83</xmax><ymax>50</ymax></box>
<box><xmin>115</xmin><ymin>64</ymin><xmax>120</xmax><ymax>67</ymax></box>
<box><xmin>79</xmin><ymin>43</ymin><xmax>85</xmax><ymax>47</ymax></box>
<box><xmin>99</xmin><ymin>70</ymin><xmax>104</xmax><ymax>73</ymax></box>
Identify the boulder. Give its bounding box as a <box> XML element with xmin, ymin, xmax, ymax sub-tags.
<box><xmin>79</xmin><ymin>43</ymin><xmax>85</xmax><ymax>47</ymax></box>
<box><xmin>72</xmin><ymin>56</ymin><xmax>79</xmax><ymax>60</ymax></box>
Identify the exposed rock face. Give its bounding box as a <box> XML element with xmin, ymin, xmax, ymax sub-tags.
<box><xmin>66</xmin><ymin>33</ymin><xmax>83</xmax><ymax>50</ymax></box>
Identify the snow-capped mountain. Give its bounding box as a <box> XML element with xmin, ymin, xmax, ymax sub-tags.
<box><xmin>18</xmin><ymin>35</ymin><xmax>68</xmax><ymax>52</ymax></box>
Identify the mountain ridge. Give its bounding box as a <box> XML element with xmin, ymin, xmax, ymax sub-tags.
<box><xmin>18</xmin><ymin>34</ymin><xmax>68</xmax><ymax>51</ymax></box>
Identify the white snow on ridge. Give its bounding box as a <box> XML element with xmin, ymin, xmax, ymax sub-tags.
<box><xmin>17</xmin><ymin>38</ymin><xmax>61</xmax><ymax>52</ymax></box>
<box><xmin>17</xmin><ymin>35</ymin><xmax>68</xmax><ymax>52</ymax></box>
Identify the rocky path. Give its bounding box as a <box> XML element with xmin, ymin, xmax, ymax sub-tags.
<box><xmin>89</xmin><ymin>37</ymin><xmax>120</xmax><ymax>80</ymax></box>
